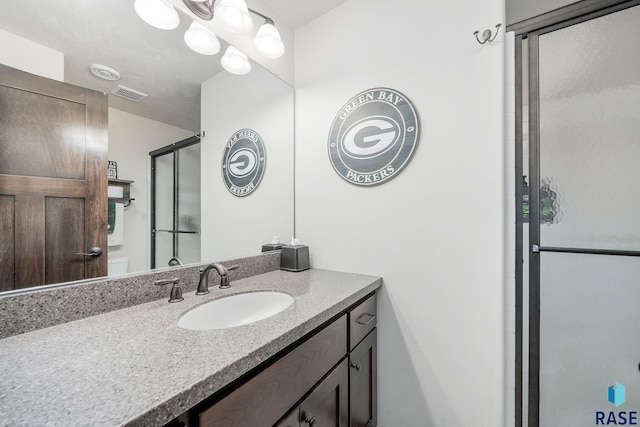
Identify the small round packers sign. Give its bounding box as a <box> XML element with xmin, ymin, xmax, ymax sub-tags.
<box><xmin>222</xmin><ymin>128</ymin><xmax>266</xmax><ymax>197</ymax></box>
<box><xmin>328</xmin><ymin>87</ymin><xmax>419</xmax><ymax>186</ymax></box>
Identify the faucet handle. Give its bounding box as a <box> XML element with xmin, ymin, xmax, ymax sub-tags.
<box><xmin>155</xmin><ymin>278</ymin><xmax>183</xmax><ymax>303</ymax></box>
<box><xmin>218</xmin><ymin>264</ymin><xmax>239</xmax><ymax>289</ymax></box>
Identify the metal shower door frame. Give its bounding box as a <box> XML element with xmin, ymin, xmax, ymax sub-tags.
<box><xmin>149</xmin><ymin>135</ymin><xmax>201</xmax><ymax>269</ymax></box>
<box><xmin>511</xmin><ymin>1</ymin><xmax>640</xmax><ymax>425</ymax></box>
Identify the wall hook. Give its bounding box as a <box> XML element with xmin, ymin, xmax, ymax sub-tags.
<box><xmin>473</xmin><ymin>23</ymin><xmax>502</xmax><ymax>44</ymax></box>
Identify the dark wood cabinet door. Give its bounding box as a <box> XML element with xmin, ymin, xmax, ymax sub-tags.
<box><xmin>0</xmin><ymin>64</ymin><xmax>108</xmax><ymax>290</ymax></box>
<box><xmin>349</xmin><ymin>329</ymin><xmax>377</xmax><ymax>427</ymax></box>
<box><xmin>299</xmin><ymin>358</ymin><xmax>349</xmax><ymax>427</ymax></box>
<box><xmin>275</xmin><ymin>408</ymin><xmax>300</xmax><ymax>427</ymax></box>
<box><xmin>199</xmin><ymin>316</ymin><xmax>347</xmax><ymax>427</ymax></box>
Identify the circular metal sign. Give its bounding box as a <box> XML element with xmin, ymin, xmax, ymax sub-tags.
<box><xmin>328</xmin><ymin>87</ymin><xmax>419</xmax><ymax>186</ymax></box>
<box><xmin>222</xmin><ymin>128</ymin><xmax>266</xmax><ymax>197</ymax></box>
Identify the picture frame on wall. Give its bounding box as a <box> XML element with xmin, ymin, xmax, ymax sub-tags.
<box><xmin>107</xmin><ymin>161</ymin><xmax>118</xmax><ymax>179</ymax></box>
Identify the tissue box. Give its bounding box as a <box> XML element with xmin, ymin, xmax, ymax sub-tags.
<box><xmin>262</xmin><ymin>243</ymin><xmax>285</xmax><ymax>252</ymax></box>
<box><xmin>280</xmin><ymin>245</ymin><xmax>310</xmax><ymax>272</ymax></box>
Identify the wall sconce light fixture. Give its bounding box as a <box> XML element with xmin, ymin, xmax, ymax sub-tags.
<box><xmin>213</xmin><ymin>0</ymin><xmax>254</xmax><ymax>34</ymax></box>
<box><xmin>184</xmin><ymin>21</ymin><xmax>221</xmax><ymax>55</ymax></box>
<box><xmin>253</xmin><ymin>17</ymin><xmax>285</xmax><ymax>59</ymax></box>
<box><xmin>134</xmin><ymin>0</ymin><xmax>181</xmax><ymax>29</ymax></box>
<box><xmin>221</xmin><ymin>46</ymin><xmax>252</xmax><ymax>74</ymax></box>
<box><xmin>134</xmin><ymin>0</ymin><xmax>285</xmax><ymax>75</ymax></box>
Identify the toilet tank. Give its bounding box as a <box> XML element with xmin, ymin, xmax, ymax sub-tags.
<box><xmin>108</xmin><ymin>257</ymin><xmax>129</xmax><ymax>276</ymax></box>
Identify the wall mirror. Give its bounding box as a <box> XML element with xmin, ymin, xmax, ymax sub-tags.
<box><xmin>0</xmin><ymin>0</ymin><xmax>294</xmax><ymax>293</ymax></box>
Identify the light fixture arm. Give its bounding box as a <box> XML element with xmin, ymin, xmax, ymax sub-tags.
<box><xmin>181</xmin><ymin>0</ymin><xmax>276</xmax><ymax>25</ymax></box>
<box><xmin>247</xmin><ymin>7</ymin><xmax>274</xmax><ymax>25</ymax></box>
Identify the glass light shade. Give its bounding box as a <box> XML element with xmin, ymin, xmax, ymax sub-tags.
<box><xmin>220</xmin><ymin>46</ymin><xmax>251</xmax><ymax>75</ymax></box>
<box><xmin>214</xmin><ymin>0</ymin><xmax>253</xmax><ymax>33</ymax></box>
<box><xmin>184</xmin><ymin>21</ymin><xmax>220</xmax><ymax>55</ymax></box>
<box><xmin>134</xmin><ymin>0</ymin><xmax>180</xmax><ymax>30</ymax></box>
<box><xmin>254</xmin><ymin>23</ymin><xmax>285</xmax><ymax>59</ymax></box>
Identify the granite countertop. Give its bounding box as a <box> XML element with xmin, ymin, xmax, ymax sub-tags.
<box><xmin>0</xmin><ymin>268</ymin><xmax>381</xmax><ymax>426</ymax></box>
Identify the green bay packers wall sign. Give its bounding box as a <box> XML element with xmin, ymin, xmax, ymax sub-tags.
<box><xmin>222</xmin><ymin>128</ymin><xmax>266</xmax><ymax>197</ymax></box>
<box><xmin>328</xmin><ymin>87</ymin><xmax>419</xmax><ymax>186</ymax></box>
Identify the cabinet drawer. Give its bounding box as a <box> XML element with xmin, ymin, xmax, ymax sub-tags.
<box><xmin>199</xmin><ymin>314</ymin><xmax>347</xmax><ymax>427</ymax></box>
<box><xmin>349</xmin><ymin>294</ymin><xmax>376</xmax><ymax>351</ymax></box>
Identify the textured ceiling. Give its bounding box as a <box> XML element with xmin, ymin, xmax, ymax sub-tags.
<box><xmin>0</xmin><ymin>0</ymin><xmax>346</xmax><ymax>132</ymax></box>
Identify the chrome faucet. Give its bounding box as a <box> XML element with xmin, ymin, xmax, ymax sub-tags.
<box><xmin>197</xmin><ymin>263</ymin><xmax>239</xmax><ymax>294</ymax></box>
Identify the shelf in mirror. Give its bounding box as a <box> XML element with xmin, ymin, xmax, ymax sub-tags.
<box><xmin>108</xmin><ymin>178</ymin><xmax>135</xmax><ymax>206</ymax></box>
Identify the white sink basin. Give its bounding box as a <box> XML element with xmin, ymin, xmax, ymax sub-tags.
<box><xmin>177</xmin><ymin>291</ymin><xmax>294</xmax><ymax>330</ymax></box>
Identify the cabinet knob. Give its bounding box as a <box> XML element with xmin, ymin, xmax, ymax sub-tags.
<box><xmin>351</xmin><ymin>361</ymin><xmax>362</xmax><ymax>371</ymax></box>
<box><xmin>303</xmin><ymin>415</ymin><xmax>317</xmax><ymax>426</ymax></box>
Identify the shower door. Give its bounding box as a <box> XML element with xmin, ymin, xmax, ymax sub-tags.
<box><xmin>150</xmin><ymin>136</ymin><xmax>201</xmax><ymax>268</ymax></box>
<box><xmin>526</xmin><ymin>4</ymin><xmax>640</xmax><ymax>426</ymax></box>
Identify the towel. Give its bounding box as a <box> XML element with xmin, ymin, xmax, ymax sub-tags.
<box><xmin>107</xmin><ymin>200</ymin><xmax>116</xmax><ymax>234</ymax></box>
<box><xmin>108</xmin><ymin>201</ymin><xmax>125</xmax><ymax>247</ymax></box>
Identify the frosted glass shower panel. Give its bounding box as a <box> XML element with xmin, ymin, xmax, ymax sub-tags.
<box><xmin>177</xmin><ymin>233</ymin><xmax>200</xmax><ymax>265</ymax></box>
<box><xmin>538</xmin><ymin>6</ymin><xmax>640</xmax><ymax>251</ymax></box>
<box><xmin>177</xmin><ymin>144</ymin><xmax>200</xmax><ymax>264</ymax></box>
<box><xmin>539</xmin><ymin>252</ymin><xmax>640</xmax><ymax>426</ymax></box>
<box><xmin>155</xmin><ymin>153</ymin><xmax>174</xmax><ymax>231</ymax></box>
<box><xmin>155</xmin><ymin>230</ymin><xmax>173</xmax><ymax>269</ymax></box>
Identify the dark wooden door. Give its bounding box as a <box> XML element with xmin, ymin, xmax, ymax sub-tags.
<box><xmin>0</xmin><ymin>64</ymin><xmax>108</xmax><ymax>291</ymax></box>
<box><xmin>349</xmin><ymin>330</ymin><xmax>377</xmax><ymax>427</ymax></box>
<box><xmin>299</xmin><ymin>359</ymin><xmax>349</xmax><ymax>427</ymax></box>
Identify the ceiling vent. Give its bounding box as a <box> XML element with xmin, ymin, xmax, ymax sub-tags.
<box><xmin>111</xmin><ymin>85</ymin><xmax>148</xmax><ymax>102</ymax></box>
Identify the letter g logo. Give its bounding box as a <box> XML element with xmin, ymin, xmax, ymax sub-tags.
<box><xmin>342</xmin><ymin>116</ymin><xmax>400</xmax><ymax>159</ymax></box>
<box><xmin>228</xmin><ymin>148</ymin><xmax>257</xmax><ymax>177</ymax></box>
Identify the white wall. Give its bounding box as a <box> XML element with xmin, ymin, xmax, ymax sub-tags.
<box><xmin>107</xmin><ymin>108</ymin><xmax>194</xmax><ymax>273</ymax></box>
<box><xmin>294</xmin><ymin>0</ymin><xmax>506</xmax><ymax>426</ymax></box>
<box><xmin>200</xmin><ymin>65</ymin><xmax>294</xmax><ymax>262</ymax></box>
<box><xmin>0</xmin><ymin>29</ymin><xmax>63</xmax><ymax>81</ymax></box>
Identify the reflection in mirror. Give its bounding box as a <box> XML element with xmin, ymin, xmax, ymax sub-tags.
<box><xmin>200</xmin><ymin>61</ymin><xmax>294</xmax><ymax>262</ymax></box>
<box><xmin>0</xmin><ymin>1</ymin><xmax>294</xmax><ymax>293</ymax></box>
<box><xmin>149</xmin><ymin>136</ymin><xmax>202</xmax><ymax>269</ymax></box>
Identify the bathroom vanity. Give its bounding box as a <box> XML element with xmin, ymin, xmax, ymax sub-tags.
<box><xmin>190</xmin><ymin>293</ymin><xmax>377</xmax><ymax>427</ymax></box>
<box><xmin>0</xmin><ymin>263</ymin><xmax>381</xmax><ymax>426</ymax></box>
